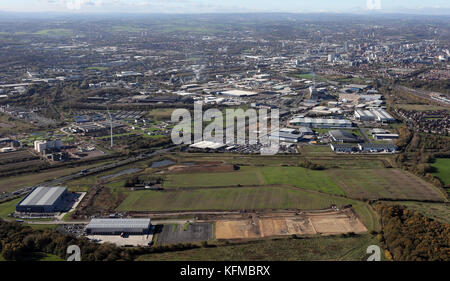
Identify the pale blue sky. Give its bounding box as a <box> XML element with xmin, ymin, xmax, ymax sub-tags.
<box><xmin>1</xmin><ymin>0</ymin><xmax>449</xmax><ymax>14</ymax></box>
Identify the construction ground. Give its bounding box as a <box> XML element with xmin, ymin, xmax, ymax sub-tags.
<box><xmin>214</xmin><ymin>208</ymin><xmax>367</xmax><ymax>240</ymax></box>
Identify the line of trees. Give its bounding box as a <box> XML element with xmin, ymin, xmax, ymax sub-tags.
<box><xmin>298</xmin><ymin>159</ymin><xmax>325</xmax><ymax>170</ymax></box>
<box><xmin>124</xmin><ymin>175</ymin><xmax>164</xmax><ymax>187</ymax></box>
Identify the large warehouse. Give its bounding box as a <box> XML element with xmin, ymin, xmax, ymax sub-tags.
<box><xmin>354</xmin><ymin>109</ymin><xmax>395</xmax><ymax>123</ymax></box>
<box><xmin>220</xmin><ymin>89</ymin><xmax>258</xmax><ymax>97</ymax></box>
<box><xmin>16</xmin><ymin>186</ymin><xmax>68</xmax><ymax>213</ymax></box>
<box><xmin>86</xmin><ymin>218</ymin><xmax>152</xmax><ymax>235</ymax></box>
<box><xmin>289</xmin><ymin>117</ymin><xmax>353</xmax><ymax>128</ymax></box>
<box><xmin>189</xmin><ymin>141</ymin><xmax>227</xmax><ymax>151</ymax></box>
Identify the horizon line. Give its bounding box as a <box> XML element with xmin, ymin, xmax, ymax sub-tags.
<box><xmin>0</xmin><ymin>10</ymin><xmax>449</xmax><ymax>16</ymax></box>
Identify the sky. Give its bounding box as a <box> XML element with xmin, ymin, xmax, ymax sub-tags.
<box><xmin>0</xmin><ymin>0</ymin><xmax>449</xmax><ymax>14</ymax></box>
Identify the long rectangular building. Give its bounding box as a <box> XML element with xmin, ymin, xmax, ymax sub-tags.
<box><xmin>289</xmin><ymin>117</ymin><xmax>353</xmax><ymax>128</ymax></box>
<box><xmin>372</xmin><ymin>109</ymin><xmax>395</xmax><ymax>123</ymax></box>
<box><xmin>86</xmin><ymin>218</ymin><xmax>152</xmax><ymax>235</ymax></box>
<box><xmin>354</xmin><ymin>109</ymin><xmax>395</xmax><ymax>123</ymax></box>
<box><xmin>220</xmin><ymin>90</ymin><xmax>258</xmax><ymax>97</ymax></box>
<box><xmin>189</xmin><ymin>141</ymin><xmax>227</xmax><ymax>150</ymax></box>
<box><xmin>16</xmin><ymin>186</ymin><xmax>68</xmax><ymax>213</ymax></box>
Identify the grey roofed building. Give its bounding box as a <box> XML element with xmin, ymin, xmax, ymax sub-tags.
<box><xmin>298</xmin><ymin>127</ymin><xmax>314</xmax><ymax>135</ymax></box>
<box><xmin>354</xmin><ymin>109</ymin><xmax>377</xmax><ymax>121</ymax></box>
<box><xmin>289</xmin><ymin>117</ymin><xmax>353</xmax><ymax>128</ymax></box>
<box><xmin>372</xmin><ymin>109</ymin><xmax>395</xmax><ymax>123</ymax></box>
<box><xmin>330</xmin><ymin>143</ymin><xmax>358</xmax><ymax>153</ymax></box>
<box><xmin>16</xmin><ymin>186</ymin><xmax>67</xmax><ymax>213</ymax></box>
<box><xmin>358</xmin><ymin>143</ymin><xmax>398</xmax><ymax>153</ymax></box>
<box><xmin>329</xmin><ymin>130</ymin><xmax>361</xmax><ymax>143</ymax></box>
<box><xmin>269</xmin><ymin>131</ymin><xmax>303</xmax><ymax>143</ymax></box>
<box><xmin>373</xmin><ymin>133</ymin><xmax>399</xmax><ymax>140</ymax></box>
<box><xmin>86</xmin><ymin>218</ymin><xmax>152</xmax><ymax>235</ymax></box>
<box><xmin>354</xmin><ymin>109</ymin><xmax>395</xmax><ymax>123</ymax></box>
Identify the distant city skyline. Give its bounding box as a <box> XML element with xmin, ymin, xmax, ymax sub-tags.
<box><xmin>1</xmin><ymin>0</ymin><xmax>450</xmax><ymax>15</ymax></box>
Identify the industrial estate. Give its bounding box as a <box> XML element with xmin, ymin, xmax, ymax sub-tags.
<box><xmin>0</xmin><ymin>7</ymin><xmax>448</xmax><ymax>264</ymax></box>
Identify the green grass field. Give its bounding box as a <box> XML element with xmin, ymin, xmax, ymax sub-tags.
<box><xmin>163</xmin><ymin>166</ymin><xmax>265</xmax><ymax>188</ymax></box>
<box><xmin>146</xmin><ymin>108</ymin><xmax>176</xmax><ymax>120</ymax></box>
<box><xmin>396</xmin><ymin>104</ymin><xmax>449</xmax><ymax>111</ymax></box>
<box><xmin>0</xmin><ymin>197</ymin><xmax>22</xmax><ymax>219</ymax></box>
<box><xmin>117</xmin><ymin>186</ymin><xmax>357</xmax><ymax>212</ymax></box>
<box><xmin>67</xmin><ymin>176</ymin><xmax>97</xmax><ymax>192</ymax></box>
<box><xmin>164</xmin><ymin>166</ymin><xmax>344</xmax><ymax>195</ymax></box>
<box><xmin>159</xmin><ymin>164</ymin><xmax>445</xmax><ymax>201</ymax></box>
<box><xmin>136</xmin><ymin>234</ymin><xmax>384</xmax><ymax>261</ymax></box>
<box><xmin>289</xmin><ymin>73</ymin><xmax>327</xmax><ymax>82</ymax></box>
<box><xmin>431</xmin><ymin>158</ymin><xmax>450</xmax><ymax>186</ymax></box>
<box><xmin>260</xmin><ymin>167</ymin><xmax>345</xmax><ymax>196</ymax></box>
<box><xmin>352</xmin><ymin>204</ymin><xmax>380</xmax><ymax>232</ymax></box>
<box><xmin>34</xmin><ymin>29</ymin><xmax>73</xmax><ymax>36</ymax></box>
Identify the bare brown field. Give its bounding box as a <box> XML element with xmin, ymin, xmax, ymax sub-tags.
<box><xmin>308</xmin><ymin>212</ymin><xmax>367</xmax><ymax>234</ymax></box>
<box><xmin>259</xmin><ymin>217</ymin><xmax>316</xmax><ymax>237</ymax></box>
<box><xmin>215</xmin><ymin>219</ymin><xmax>261</xmax><ymax>239</ymax></box>
<box><xmin>326</xmin><ymin>168</ymin><xmax>445</xmax><ymax>201</ymax></box>
<box><xmin>214</xmin><ymin>210</ymin><xmax>367</xmax><ymax>240</ymax></box>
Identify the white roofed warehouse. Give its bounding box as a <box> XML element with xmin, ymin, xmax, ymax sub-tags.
<box><xmin>189</xmin><ymin>141</ymin><xmax>227</xmax><ymax>151</ymax></box>
<box><xmin>220</xmin><ymin>90</ymin><xmax>258</xmax><ymax>97</ymax></box>
<box><xmin>16</xmin><ymin>186</ymin><xmax>68</xmax><ymax>213</ymax></box>
<box><xmin>354</xmin><ymin>109</ymin><xmax>395</xmax><ymax>123</ymax></box>
<box><xmin>289</xmin><ymin>117</ymin><xmax>353</xmax><ymax>128</ymax></box>
<box><xmin>86</xmin><ymin>218</ymin><xmax>152</xmax><ymax>235</ymax></box>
